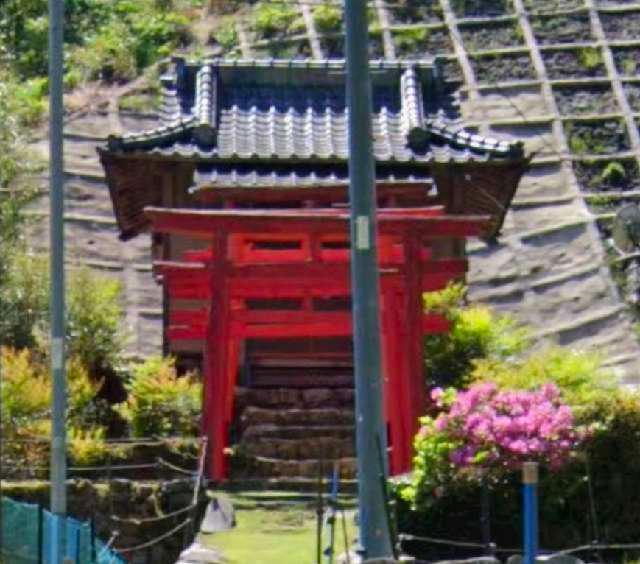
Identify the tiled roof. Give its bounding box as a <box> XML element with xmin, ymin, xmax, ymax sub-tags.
<box><xmin>99</xmin><ymin>59</ymin><xmax>529</xmax><ymax>240</ymax></box>
<box><xmin>191</xmin><ymin>162</ymin><xmax>433</xmax><ymax>189</ymax></box>
<box><xmin>104</xmin><ymin>58</ymin><xmax>524</xmax><ymax>164</ymax></box>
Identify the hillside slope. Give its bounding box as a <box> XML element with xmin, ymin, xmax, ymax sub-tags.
<box><xmin>27</xmin><ymin>0</ymin><xmax>640</xmax><ymax>379</ymax></box>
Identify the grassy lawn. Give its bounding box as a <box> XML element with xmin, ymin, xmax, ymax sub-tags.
<box><xmin>200</xmin><ymin>496</ymin><xmax>357</xmax><ymax>564</ymax></box>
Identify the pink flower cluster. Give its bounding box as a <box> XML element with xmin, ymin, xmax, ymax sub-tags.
<box><xmin>428</xmin><ymin>382</ymin><xmax>582</xmax><ymax>471</ymax></box>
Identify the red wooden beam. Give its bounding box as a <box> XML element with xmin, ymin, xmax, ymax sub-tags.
<box><xmin>423</xmin><ymin>314</ymin><xmax>450</xmax><ymax>334</ymax></box>
<box><xmin>167</xmin><ymin>326</ymin><xmax>206</xmax><ymax>341</ymax></box>
<box><xmin>146</xmin><ymin>207</ymin><xmax>491</xmax><ymax>238</ymax></box>
<box><xmin>157</xmin><ymin>259</ymin><xmax>466</xmax><ymax>283</ymax></box>
<box><xmin>166</xmin><ymin>312</ymin><xmax>450</xmax><ymax>342</ymax></box>
<box><xmin>161</xmin><ymin>271</ymin><xmax>466</xmax><ymax>301</ymax></box>
<box><xmin>231</xmin><ymin>320</ymin><xmax>353</xmax><ymax>339</ymax></box>
<box><xmin>170</xmin><ymin>309</ymin><xmax>209</xmax><ymax>326</ymax></box>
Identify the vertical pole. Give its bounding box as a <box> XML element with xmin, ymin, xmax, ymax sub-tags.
<box><xmin>344</xmin><ymin>0</ymin><xmax>393</xmax><ymax>557</ymax></box>
<box><xmin>48</xmin><ymin>0</ymin><xmax>67</xmax><ymax>563</ymax></box>
<box><xmin>37</xmin><ymin>505</ymin><xmax>44</xmax><ymax>564</ymax></box>
<box><xmin>523</xmin><ymin>462</ymin><xmax>539</xmax><ymax>564</ymax></box>
<box><xmin>90</xmin><ymin>518</ymin><xmax>96</xmax><ymax>564</ymax></box>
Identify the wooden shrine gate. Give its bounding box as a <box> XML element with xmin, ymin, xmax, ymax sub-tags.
<box><xmin>146</xmin><ymin>206</ymin><xmax>489</xmax><ymax>480</ymax></box>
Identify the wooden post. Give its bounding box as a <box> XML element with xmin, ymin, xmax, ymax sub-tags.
<box><xmin>207</xmin><ymin>233</ymin><xmax>231</xmax><ymax>480</ymax></box>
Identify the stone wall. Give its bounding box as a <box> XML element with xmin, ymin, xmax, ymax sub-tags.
<box><xmin>2</xmin><ymin>478</ymin><xmax>207</xmax><ymax>563</ymax></box>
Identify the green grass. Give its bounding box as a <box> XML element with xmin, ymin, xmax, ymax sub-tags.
<box><xmin>200</xmin><ymin>505</ymin><xmax>357</xmax><ymax>564</ymax></box>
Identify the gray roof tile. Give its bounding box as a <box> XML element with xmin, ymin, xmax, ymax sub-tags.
<box><xmin>105</xmin><ymin>58</ymin><xmax>524</xmax><ymax>165</ymax></box>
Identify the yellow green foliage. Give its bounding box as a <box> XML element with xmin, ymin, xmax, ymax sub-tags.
<box><xmin>251</xmin><ymin>2</ymin><xmax>304</xmax><ymax>38</ymax></box>
<box><xmin>313</xmin><ymin>4</ymin><xmax>342</xmax><ymax>32</ymax></box>
<box><xmin>423</xmin><ymin>284</ymin><xmax>529</xmax><ymax>387</ymax></box>
<box><xmin>0</xmin><ymin>346</ymin><xmax>51</xmax><ymax>424</ymax></box>
<box><xmin>1</xmin><ymin>346</ymin><xmax>106</xmax><ymax>467</ymax></box>
<box><xmin>469</xmin><ymin>346</ymin><xmax>612</xmax><ymax>414</ymax></box>
<box><xmin>116</xmin><ymin>356</ymin><xmax>202</xmax><ymax>437</ymax></box>
<box><xmin>68</xmin><ymin>426</ymin><xmax>120</xmax><ymax>466</ymax></box>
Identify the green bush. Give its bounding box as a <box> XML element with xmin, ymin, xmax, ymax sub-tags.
<box><xmin>116</xmin><ymin>356</ymin><xmax>202</xmax><ymax>437</ymax></box>
<box><xmin>66</xmin><ymin>268</ymin><xmax>126</xmax><ymax>375</ymax></box>
<box><xmin>211</xmin><ymin>17</ymin><xmax>239</xmax><ymax>50</ymax></box>
<box><xmin>469</xmin><ymin>346</ymin><xmax>612</xmax><ymax>415</ymax></box>
<box><xmin>0</xmin><ymin>256</ymin><xmax>126</xmax><ymax>375</ymax></box>
<box><xmin>424</xmin><ymin>284</ymin><xmax>529</xmax><ymax>388</ymax></box>
<box><xmin>0</xmin><ymin>253</ymin><xmax>49</xmax><ymax>350</ymax></box>
<box><xmin>312</xmin><ymin>4</ymin><xmax>342</xmax><ymax>33</ymax></box>
<box><xmin>397</xmin><ymin>391</ymin><xmax>640</xmax><ymax>559</ymax></box>
<box><xmin>251</xmin><ymin>2</ymin><xmax>303</xmax><ymax>38</ymax></box>
<box><xmin>398</xmin><ymin>288</ymin><xmax>640</xmax><ymax>560</ymax></box>
<box><xmin>394</xmin><ymin>28</ymin><xmax>428</xmax><ymax>54</ymax></box>
<box><xmin>2</xmin><ymin>0</ymin><xmax>194</xmax><ymax>85</ymax></box>
<box><xmin>72</xmin><ymin>21</ymin><xmax>138</xmax><ymax>82</ymax></box>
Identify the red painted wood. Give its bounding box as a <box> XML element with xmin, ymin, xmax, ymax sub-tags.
<box><xmin>170</xmin><ymin>309</ymin><xmax>209</xmax><ymax>325</ymax></box>
<box><xmin>183</xmin><ymin>249</ymin><xmax>214</xmax><ymax>262</ymax></box>
<box><xmin>422</xmin><ymin>314</ymin><xmax>451</xmax><ymax>334</ymax></box>
<box><xmin>231</xmin><ymin>320</ymin><xmax>353</xmax><ymax>339</ymax></box>
<box><xmin>205</xmin><ymin>234</ymin><xmax>231</xmax><ymax>481</ymax></box>
<box><xmin>149</xmin><ymin>204</ymin><xmax>486</xmax><ymax>480</ymax></box>
<box><xmin>167</xmin><ymin>326</ymin><xmax>206</xmax><ymax>340</ymax></box>
<box><xmin>232</xmin><ymin>310</ymin><xmax>352</xmax><ymax>325</ymax></box>
<box><xmin>146</xmin><ymin>207</ymin><xmax>490</xmax><ymax>238</ymax></box>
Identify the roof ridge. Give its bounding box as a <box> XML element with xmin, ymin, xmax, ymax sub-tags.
<box><xmin>176</xmin><ymin>57</ymin><xmax>438</xmax><ymax>70</ymax></box>
<box><xmin>422</xmin><ymin>119</ymin><xmax>525</xmax><ymax>158</ymax></box>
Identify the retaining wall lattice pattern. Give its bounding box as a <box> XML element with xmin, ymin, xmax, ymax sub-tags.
<box><xmin>31</xmin><ymin>0</ymin><xmax>640</xmax><ymax>379</ymax></box>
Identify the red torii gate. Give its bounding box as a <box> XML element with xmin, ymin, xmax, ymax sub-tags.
<box><xmin>146</xmin><ymin>206</ymin><xmax>489</xmax><ymax>480</ymax></box>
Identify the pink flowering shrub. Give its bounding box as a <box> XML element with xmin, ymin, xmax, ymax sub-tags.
<box><xmin>404</xmin><ymin>381</ymin><xmax>584</xmax><ymax>506</ymax></box>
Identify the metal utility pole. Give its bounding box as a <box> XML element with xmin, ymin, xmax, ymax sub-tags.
<box><xmin>48</xmin><ymin>0</ymin><xmax>67</xmax><ymax>562</ymax></box>
<box><xmin>344</xmin><ymin>0</ymin><xmax>394</xmax><ymax>558</ymax></box>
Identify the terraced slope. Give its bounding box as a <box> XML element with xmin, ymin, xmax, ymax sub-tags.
<box><xmin>30</xmin><ymin>0</ymin><xmax>640</xmax><ymax>379</ymax></box>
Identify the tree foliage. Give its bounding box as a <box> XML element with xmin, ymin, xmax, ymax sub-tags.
<box><xmin>0</xmin><ymin>0</ymin><xmax>196</xmax><ymax>115</ymax></box>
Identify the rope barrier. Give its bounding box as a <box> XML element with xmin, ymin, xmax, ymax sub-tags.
<box><xmin>551</xmin><ymin>542</ymin><xmax>640</xmax><ymax>556</ymax></box>
<box><xmin>1</xmin><ymin>436</ymin><xmax>203</xmax><ymax>445</ymax></box>
<box><xmin>68</xmin><ymin>462</ymin><xmax>159</xmax><ymax>472</ymax></box>
<box><xmin>156</xmin><ymin>457</ymin><xmax>197</xmax><ymax>476</ymax></box>
<box><xmin>398</xmin><ymin>533</ymin><xmax>521</xmax><ymax>554</ymax></box>
<box><xmin>98</xmin><ymin>532</ymin><xmax>120</xmax><ymax>557</ymax></box>
<box><xmin>399</xmin><ymin>533</ymin><xmax>640</xmax><ymax>557</ymax></box>
<box><xmin>398</xmin><ymin>533</ymin><xmax>491</xmax><ymax>550</ymax></box>
<box><xmin>114</xmin><ymin>518</ymin><xmax>192</xmax><ymax>554</ymax></box>
<box><xmin>107</xmin><ymin>502</ymin><xmax>198</xmax><ymax>525</ymax></box>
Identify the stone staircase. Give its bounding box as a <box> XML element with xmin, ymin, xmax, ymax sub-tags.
<box><xmin>230</xmin><ymin>358</ymin><xmax>358</xmax><ymax>486</ymax></box>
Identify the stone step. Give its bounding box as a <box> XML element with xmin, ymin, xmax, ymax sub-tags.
<box><xmin>220</xmin><ymin>477</ymin><xmax>358</xmax><ymax>494</ymax></box>
<box><xmin>240</xmin><ymin>406</ymin><xmax>354</xmax><ymax>428</ymax></box>
<box><xmin>241</xmin><ymin>424</ymin><xmax>355</xmax><ymax>441</ymax></box>
<box><xmin>215</xmin><ymin>489</ymin><xmax>357</xmax><ymax>509</ymax></box>
<box><xmin>237</xmin><ymin>436</ymin><xmax>355</xmax><ymax>460</ymax></box>
<box><xmin>235</xmin><ymin>387</ymin><xmax>354</xmax><ymax>411</ymax></box>
<box><xmin>249</xmin><ymin>372</ymin><xmax>354</xmax><ymax>389</ymax></box>
<box><xmin>235</xmin><ymin>455</ymin><xmax>357</xmax><ymax>479</ymax></box>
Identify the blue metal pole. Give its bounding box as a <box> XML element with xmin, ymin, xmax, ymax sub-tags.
<box><xmin>344</xmin><ymin>0</ymin><xmax>393</xmax><ymax>557</ymax></box>
<box><xmin>48</xmin><ymin>0</ymin><xmax>67</xmax><ymax>562</ymax></box>
<box><xmin>523</xmin><ymin>462</ymin><xmax>539</xmax><ymax>564</ymax></box>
